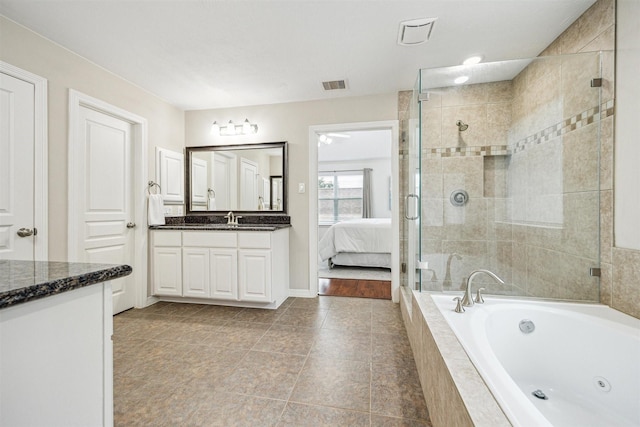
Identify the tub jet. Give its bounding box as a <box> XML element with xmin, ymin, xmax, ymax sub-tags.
<box><xmin>532</xmin><ymin>389</ymin><xmax>549</xmax><ymax>400</ymax></box>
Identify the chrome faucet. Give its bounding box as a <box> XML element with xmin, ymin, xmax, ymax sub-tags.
<box><xmin>461</xmin><ymin>269</ymin><xmax>505</xmax><ymax>307</ymax></box>
<box><xmin>224</xmin><ymin>211</ymin><xmax>242</xmax><ymax>225</ymax></box>
<box><xmin>443</xmin><ymin>252</ymin><xmax>462</xmax><ymax>288</ymax></box>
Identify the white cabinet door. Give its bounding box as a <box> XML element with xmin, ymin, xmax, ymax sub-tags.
<box><xmin>152</xmin><ymin>247</ymin><xmax>182</xmax><ymax>296</ymax></box>
<box><xmin>210</xmin><ymin>249</ymin><xmax>238</xmax><ymax>300</ymax></box>
<box><xmin>183</xmin><ymin>248</ymin><xmax>210</xmax><ymax>298</ymax></box>
<box><xmin>238</xmin><ymin>249</ymin><xmax>271</xmax><ymax>303</ymax></box>
<box><xmin>156</xmin><ymin>147</ymin><xmax>184</xmax><ymax>203</ymax></box>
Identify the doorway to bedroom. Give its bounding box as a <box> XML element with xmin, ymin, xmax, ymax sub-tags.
<box><xmin>312</xmin><ymin>125</ymin><xmax>396</xmax><ymax>299</ymax></box>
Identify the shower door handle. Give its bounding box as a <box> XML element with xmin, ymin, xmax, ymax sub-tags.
<box><xmin>404</xmin><ymin>194</ymin><xmax>419</xmax><ymax>220</ymax></box>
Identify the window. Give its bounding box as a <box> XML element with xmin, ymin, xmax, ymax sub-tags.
<box><xmin>318</xmin><ymin>171</ymin><xmax>363</xmax><ymax>223</ymax></box>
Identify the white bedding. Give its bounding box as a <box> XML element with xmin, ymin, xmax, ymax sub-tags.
<box><xmin>319</xmin><ymin>218</ymin><xmax>391</xmax><ymax>261</ymax></box>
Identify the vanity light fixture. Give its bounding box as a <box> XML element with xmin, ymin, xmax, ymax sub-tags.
<box><xmin>211</xmin><ymin>118</ymin><xmax>259</xmax><ymax>136</ymax></box>
<box><xmin>463</xmin><ymin>55</ymin><xmax>483</xmax><ymax>66</ymax></box>
<box><xmin>454</xmin><ymin>76</ymin><xmax>469</xmax><ymax>85</ymax></box>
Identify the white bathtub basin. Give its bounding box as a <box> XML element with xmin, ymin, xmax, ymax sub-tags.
<box><xmin>430</xmin><ymin>294</ymin><xmax>640</xmax><ymax>427</ymax></box>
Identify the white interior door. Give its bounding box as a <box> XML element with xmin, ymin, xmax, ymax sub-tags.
<box><xmin>191</xmin><ymin>157</ymin><xmax>208</xmax><ymax>210</ymax></box>
<box><xmin>0</xmin><ymin>72</ymin><xmax>35</xmax><ymax>260</ymax></box>
<box><xmin>76</xmin><ymin>106</ymin><xmax>135</xmax><ymax>314</ymax></box>
<box><xmin>213</xmin><ymin>153</ymin><xmax>230</xmax><ymax>210</ymax></box>
<box><xmin>240</xmin><ymin>158</ymin><xmax>258</xmax><ymax>210</ymax></box>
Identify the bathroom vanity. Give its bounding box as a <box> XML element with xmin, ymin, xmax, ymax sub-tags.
<box><xmin>150</xmin><ymin>224</ymin><xmax>290</xmax><ymax>309</ymax></box>
<box><xmin>0</xmin><ymin>260</ymin><xmax>132</xmax><ymax>427</ymax></box>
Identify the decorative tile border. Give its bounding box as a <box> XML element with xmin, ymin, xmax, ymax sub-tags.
<box><xmin>421</xmin><ymin>100</ymin><xmax>614</xmax><ymax>158</ymax></box>
<box><xmin>511</xmin><ymin>100</ymin><xmax>614</xmax><ymax>154</ymax></box>
<box><xmin>425</xmin><ymin>145</ymin><xmax>509</xmax><ymax>158</ymax></box>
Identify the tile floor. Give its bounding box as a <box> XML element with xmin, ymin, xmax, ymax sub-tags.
<box><xmin>114</xmin><ymin>297</ymin><xmax>431</xmax><ymax>426</ymax></box>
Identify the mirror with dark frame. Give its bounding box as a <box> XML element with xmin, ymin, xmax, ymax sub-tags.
<box><xmin>185</xmin><ymin>142</ymin><xmax>287</xmax><ymax>214</ymax></box>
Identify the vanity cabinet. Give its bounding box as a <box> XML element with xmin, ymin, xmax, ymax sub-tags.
<box><xmin>150</xmin><ymin>228</ymin><xmax>289</xmax><ymax>309</ymax></box>
<box><xmin>151</xmin><ymin>231</ymin><xmax>182</xmax><ymax>296</ymax></box>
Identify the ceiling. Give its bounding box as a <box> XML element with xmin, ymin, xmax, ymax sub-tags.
<box><xmin>0</xmin><ymin>0</ymin><xmax>596</xmax><ymax>111</ymax></box>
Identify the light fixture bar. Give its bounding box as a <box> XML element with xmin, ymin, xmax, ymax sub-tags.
<box><xmin>212</xmin><ymin>118</ymin><xmax>259</xmax><ymax>136</ymax></box>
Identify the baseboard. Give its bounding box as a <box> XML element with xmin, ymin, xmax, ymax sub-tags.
<box><xmin>288</xmin><ymin>288</ymin><xmax>317</xmax><ymax>298</ymax></box>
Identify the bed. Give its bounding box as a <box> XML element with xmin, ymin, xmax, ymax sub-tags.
<box><xmin>318</xmin><ymin>218</ymin><xmax>391</xmax><ymax>269</ymax></box>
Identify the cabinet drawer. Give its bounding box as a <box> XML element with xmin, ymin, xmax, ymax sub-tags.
<box><xmin>152</xmin><ymin>231</ymin><xmax>182</xmax><ymax>246</ymax></box>
<box><xmin>183</xmin><ymin>231</ymin><xmax>237</xmax><ymax>248</ymax></box>
<box><xmin>238</xmin><ymin>232</ymin><xmax>271</xmax><ymax>249</ymax></box>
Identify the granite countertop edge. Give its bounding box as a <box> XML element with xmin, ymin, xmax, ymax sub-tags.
<box><xmin>149</xmin><ymin>224</ymin><xmax>291</xmax><ymax>231</ymax></box>
<box><xmin>0</xmin><ymin>263</ymin><xmax>133</xmax><ymax>310</ymax></box>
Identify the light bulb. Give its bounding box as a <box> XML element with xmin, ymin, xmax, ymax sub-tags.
<box><xmin>210</xmin><ymin>121</ymin><xmax>219</xmax><ymax>135</ymax></box>
<box><xmin>319</xmin><ymin>135</ymin><xmax>327</xmax><ymax>143</ymax></box>
<box><xmin>226</xmin><ymin>120</ymin><xmax>236</xmax><ymax>135</ymax></box>
<box><xmin>242</xmin><ymin>119</ymin><xmax>251</xmax><ymax>134</ymax></box>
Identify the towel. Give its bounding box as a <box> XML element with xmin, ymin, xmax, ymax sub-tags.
<box><xmin>207</xmin><ymin>197</ymin><xmax>217</xmax><ymax>210</ymax></box>
<box><xmin>148</xmin><ymin>194</ymin><xmax>165</xmax><ymax>226</ymax></box>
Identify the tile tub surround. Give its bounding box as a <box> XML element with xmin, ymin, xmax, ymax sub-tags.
<box><xmin>114</xmin><ymin>296</ymin><xmax>431</xmax><ymax>426</ymax></box>
<box><xmin>400</xmin><ymin>289</ymin><xmax>510</xmax><ymax>427</ymax></box>
<box><xmin>0</xmin><ymin>260</ymin><xmax>132</xmax><ymax>309</ymax></box>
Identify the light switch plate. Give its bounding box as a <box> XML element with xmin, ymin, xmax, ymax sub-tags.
<box><xmin>298</xmin><ymin>183</ymin><xmax>306</xmax><ymax>193</ymax></box>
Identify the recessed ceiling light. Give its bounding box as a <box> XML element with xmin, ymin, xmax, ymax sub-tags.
<box><xmin>463</xmin><ymin>56</ymin><xmax>483</xmax><ymax>65</ymax></box>
<box><xmin>454</xmin><ymin>76</ymin><xmax>469</xmax><ymax>84</ymax></box>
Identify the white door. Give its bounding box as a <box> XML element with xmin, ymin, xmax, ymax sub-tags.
<box><xmin>213</xmin><ymin>153</ymin><xmax>230</xmax><ymax>210</ymax></box>
<box><xmin>240</xmin><ymin>158</ymin><xmax>258</xmax><ymax>210</ymax></box>
<box><xmin>191</xmin><ymin>157</ymin><xmax>208</xmax><ymax>210</ymax></box>
<box><xmin>76</xmin><ymin>106</ymin><xmax>135</xmax><ymax>314</ymax></box>
<box><xmin>0</xmin><ymin>73</ymin><xmax>35</xmax><ymax>260</ymax></box>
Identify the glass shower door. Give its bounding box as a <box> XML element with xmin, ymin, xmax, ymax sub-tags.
<box><xmin>402</xmin><ymin>74</ymin><xmax>422</xmax><ymax>291</ymax></box>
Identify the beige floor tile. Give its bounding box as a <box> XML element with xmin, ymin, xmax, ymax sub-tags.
<box><xmin>113</xmin><ymin>298</ymin><xmax>429</xmax><ymax>425</ymax></box>
<box><xmin>290</xmin><ymin>356</ymin><xmax>371</xmax><ymax>412</ymax></box>
<box><xmin>371</xmin><ymin>414</ymin><xmax>432</xmax><ymax>426</ymax></box>
<box><xmin>275</xmin><ymin>306</ymin><xmax>328</xmax><ymax>328</ymax></box>
<box><xmin>220</xmin><ymin>350</ymin><xmax>306</xmax><ymax>400</ymax></box>
<box><xmin>322</xmin><ymin>309</ymin><xmax>371</xmax><ymax>333</ymax></box>
<box><xmin>310</xmin><ymin>328</ymin><xmax>372</xmax><ymax>362</ymax></box>
<box><xmin>278</xmin><ymin>402</ymin><xmax>370</xmax><ymax>426</ymax></box>
<box><xmin>188</xmin><ymin>392</ymin><xmax>287</xmax><ymax>427</ymax></box>
<box><xmin>207</xmin><ymin>320</ymin><xmax>270</xmax><ymax>349</ymax></box>
<box><xmin>253</xmin><ymin>323</ymin><xmax>319</xmax><ymax>355</ymax></box>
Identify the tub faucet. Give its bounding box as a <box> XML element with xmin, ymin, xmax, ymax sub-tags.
<box><xmin>443</xmin><ymin>253</ymin><xmax>462</xmax><ymax>288</ymax></box>
<box><xmin>461</xmin><ymin>269</ymin><xmax>505</xmax><ymax>307</ymax></box>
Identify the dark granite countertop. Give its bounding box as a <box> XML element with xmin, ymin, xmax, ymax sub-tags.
<box><xmin>149</xmin><ymin>224</ymin><xmax>291</xmax><ymax>231</ymax></box>
<box><xmin>0</xmin><ymin>260</ymin><xmax>132</xmax><ymax>309</ymax></box>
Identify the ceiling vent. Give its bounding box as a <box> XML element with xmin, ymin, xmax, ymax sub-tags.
<box><xmin>397</xmin><ymin>18</ymin><xmax>437</xmax><ymax>46</ymax></box>
<box><xmin>322</xmin><ymin>80</ymin><xmax>347</xmax><ymax>91</ymax></box>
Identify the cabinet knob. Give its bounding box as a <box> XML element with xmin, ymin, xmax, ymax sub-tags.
<box><xmin>126</xmin><ymin>222</ymin><xmax>136</xmax><ymax>229</ymax></box>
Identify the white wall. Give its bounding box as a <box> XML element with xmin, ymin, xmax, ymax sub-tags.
<box><xmin>614</xmin><ymin>0</ymin><xmax>640</xmax><ymax>250</ymax></box>
<box><xmin>185</xmin><ymin>94</ymin><xmax>398</xmax><ymax>291</ymax></box>
<box><xmin>0</xmin><ymin>17</ymin><xmax>185</xmax><ymax>259</ymax></box>
<box><xmin>318</xmin><ymin>158</ymin><xmax>392</xmax><ymax>219</ymax></box>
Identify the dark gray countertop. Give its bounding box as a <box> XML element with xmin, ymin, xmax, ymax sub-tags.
<box><xmin>149</xmin><ymin>224</ymin><xmax>291</xmax><ymax>231</ymax></box>
<box><xmin>0</xmin><ymin>260</ymin><xmax>132</xmax><ymax>309</ymax></box>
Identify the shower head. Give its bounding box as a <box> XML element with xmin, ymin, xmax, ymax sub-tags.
<box><xmin>456</xmin><ymin>120</ymin><xmax>469</xmax><ymax>131</ymax></box>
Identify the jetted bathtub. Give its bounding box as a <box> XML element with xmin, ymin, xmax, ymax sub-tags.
<box><xmin>430</xmin><ymin>294</ymin><xmax>640</xmax><ymax>427</ymax></box>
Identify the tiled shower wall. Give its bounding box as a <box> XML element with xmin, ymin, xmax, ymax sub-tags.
<box><xmin>399</xmin><ymin>0</ymin><xmax>640</xmax><ymax>318</ymax></box>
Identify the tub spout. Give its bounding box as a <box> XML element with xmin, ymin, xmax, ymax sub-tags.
<box><xmin>461</xmin><ymin>270</ymin><xmax>505</xmax><ymax>307</ymax></box>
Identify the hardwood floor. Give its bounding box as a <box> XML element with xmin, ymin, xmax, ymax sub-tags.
<box><xmin>318</xmin><ymin>277</ymin><xmax>391</xmax><ymax>300</ymax></box>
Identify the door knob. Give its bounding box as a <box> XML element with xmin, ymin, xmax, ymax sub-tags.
<box><xmin>126</xmin><ymin>222</ymin><xmax>136</xmax><ymax>229</ymax></box>
<box><xmin>17</xmin><ymin>228</ymin><xmax>34</xmax><ymax>237</ymax></box>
